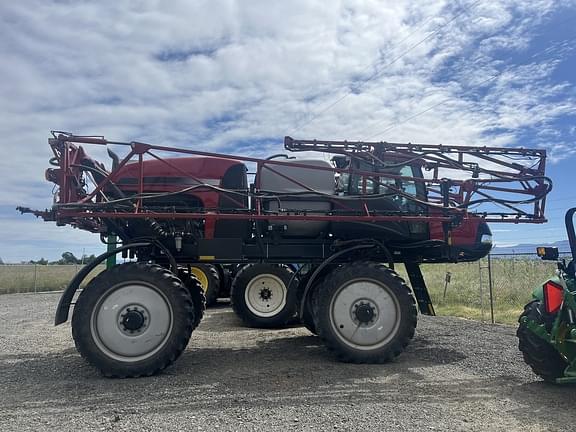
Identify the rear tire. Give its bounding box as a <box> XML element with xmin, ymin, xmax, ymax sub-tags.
<box><xmin>72</xmin><ymin>263</ymin><xmax>195</xmax><ymax>378</ymax></box>
<box><xmin>179</xmin><ymin>269</ymin><xmax>206</xmax><ymax>330</ymax></box>
<box><xmin>231</xmin><ymin>264</ymin><xmax>298</xmax><ymax>328</ymax></box>
<box><xmin>300</xmin><ymin>273</ymin><xmax>320</xmax><ymax>335</ymax></box>
<box><xmin>517</xmin><ymin>300</ymin><xmax>568</xmax><ymax>383</ymax></box>
<box><xmin>313</xmin><ymin>261</ymin><xmax>417</xmax><ymax>363</ymax></box>
<box><xmin>190</xmin><ymin>264</ymin><xmax>220</xmax><ymax>307</ymax></box>
<box><xmin>214</xmin><ymin>264</ymin><xmax>233</xmax><ymax>299</ymax></box>
<box><xmin>301</xmin><ymin>293</ymin><xmax>317</xmax><ymax>335</ymax></box>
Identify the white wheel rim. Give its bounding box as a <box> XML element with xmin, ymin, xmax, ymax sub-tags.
<box><xmin>244</xmin><ymin>273</ymin><xmax>287</xmax><ymax>318</ymax></box>
<box><xmin>330</xmin><ymin>278</ymin><xmax>401</xmax><ymax>350</ymax></box>
<box><xmin>90</xmin><ymin>282</ymin><xmax>173</xmax><ymax>362</ymax></box>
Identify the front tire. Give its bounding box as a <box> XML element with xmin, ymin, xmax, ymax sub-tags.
<box><xmin>231</xmin><ymin>264</ymin><xmax>298</xmax><ymax>328</ymax></box>
<box><xmin>517</xmin><ymin>300</ymin><xmax>568</xmax><ymax>383</ymax></box>
<box><xmin>313</xmin><ymin>261</ymin><xmax>417</xmax><ymax>363</ymax></box>
<box><xmin>72</xmin><ymin>263</ymin><xmax>195</xmax><ymax>378</ymax></box>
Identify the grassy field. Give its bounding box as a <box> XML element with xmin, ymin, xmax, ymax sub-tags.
<box><xmin>0</xmin><ymin>264</ymin><xmax>106</xmax><ymax>295</ymax></box>
<box><xmin>0</xmin><ymin>258</ymin><xmax>556</xmax><ymax>324</ymax></box>
<box><xmin>402</xmin><ymin>258</ymin><xmax>557</xmax><ymax>324</ymax></box>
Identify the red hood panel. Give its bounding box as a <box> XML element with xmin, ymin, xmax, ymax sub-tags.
<box><xmin>116</xmin><ymin>157</ymin><xmax>243</xmax><ymax>180</ymax></box>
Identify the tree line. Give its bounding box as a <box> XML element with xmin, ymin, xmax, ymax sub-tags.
<box><xmin>0</xmin><ymin>252</ymin><xmax>98</xmax><ymax>265</ymax></box>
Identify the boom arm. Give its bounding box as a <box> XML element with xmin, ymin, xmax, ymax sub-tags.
<box><xmin>285</xmin><ymin>137</ymin><xmax>550</xmax><ymax>223</ymax></box>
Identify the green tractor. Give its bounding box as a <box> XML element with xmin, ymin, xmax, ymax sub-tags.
<box><xmin>517</xmin><ymin>207</ymin><xmax>576</xmax><ymax>384</ymax></box>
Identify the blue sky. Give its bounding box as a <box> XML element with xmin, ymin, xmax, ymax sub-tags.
<box><xmin>1</xmin><ymin>0</ymin><xmax>575</xmax><ymax>262</ymax></box>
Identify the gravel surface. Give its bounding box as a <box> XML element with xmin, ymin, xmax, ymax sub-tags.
<box><xmin>0</xmin><ymin>292</ymin><xmax>574</xmax><ymax>431</ymax></box>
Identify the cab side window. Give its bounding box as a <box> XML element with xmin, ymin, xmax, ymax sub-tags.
<box><xmin>348</xmin><ymin>161</ymin><xmax>378</xmax><ymax>195</ymax></box>
<box><xmin>344</xmin><ymin>160</ymin><xmax>422</xmax><ymax>201</ymax></box>
<box><xmin>399</xmin><ymin>165</ymin><xmax>417</xmax><ymax>196</ymax></box>
<box><xmin>375</xmin><ymin>164</ymin><xmax>424</xmax><ymax>211</ymax></box>
<box><xmin>350</xmin><ymin>175</ymin><xmax>377</xmax><ymax>195</ymax></box>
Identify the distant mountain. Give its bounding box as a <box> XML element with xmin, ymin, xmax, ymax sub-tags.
<box><xmin>491</xmin><ymin>240</ymin><xmax>570</xmax><ymax>255</ymax></box>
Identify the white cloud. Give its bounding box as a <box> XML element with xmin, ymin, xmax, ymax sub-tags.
<box><xmin>0</xmin><ymin>0</ymin><xmax>575</xmax><ymax>260</ymax></box>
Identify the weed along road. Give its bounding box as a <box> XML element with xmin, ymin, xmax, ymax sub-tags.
<box><xmin>0</xmin><ymin>292</ymin><xmax>574</xmax><ymax>431</ymax></box>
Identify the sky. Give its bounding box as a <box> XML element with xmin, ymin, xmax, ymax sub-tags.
<box><xmin>1</xmin><ymin>0</ymin><xmax>576</xmax><ymax>262</ymax></box>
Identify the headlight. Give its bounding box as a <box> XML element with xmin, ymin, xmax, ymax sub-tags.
<box><xmin>480</xmin><ymin>234</ymin><xmax>492</xmax><ymax>244</ymax></box>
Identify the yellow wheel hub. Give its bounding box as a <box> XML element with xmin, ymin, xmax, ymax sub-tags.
<box><xmin>190</xmin><ymin>267</ymin><xmax>209</xmax><ymax>292</ymax></box>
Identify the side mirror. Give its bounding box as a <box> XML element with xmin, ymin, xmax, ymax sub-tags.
<box><xmin>331</xmin><ymin>156</ymin><xmax>349</xmax><ymax>169</ymax></box>
<box><xmin>536</xmin><ymin>246</ymin><xmax>559</xmax><ymax>261</ymax></box>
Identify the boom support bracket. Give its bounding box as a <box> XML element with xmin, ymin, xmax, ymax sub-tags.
<box><xmin>405</xmin><ymin>261</ymin><xmax>436</xmax><ymax>316</ymax></box>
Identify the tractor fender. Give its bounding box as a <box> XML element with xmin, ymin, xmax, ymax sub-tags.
<box><xmin>54</xmin><ymin>242</ymin><xmax>156</xmax><ymax>326</ymax></box>
<box><xmin>531</xmin><ymin>275</ymin><xmax>563</xmax><ymax>302</ymax></box>
<box><xmin>298</xmin><ymin>242</ymin><xmax>391</xmax><ymax>318</ymax></box>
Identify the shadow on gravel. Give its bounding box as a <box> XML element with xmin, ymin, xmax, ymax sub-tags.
<box><xmin>0</xmin><ymin>331</ymin><xmax>506</xmax><ymax>414</ymax></box>
<box><xmin>506</xmin><ymin>380</ymin><xmax>576</xmax><ymax>429</ymax></box>
<box><xmin>3</xmin><ymin>305</ymin><xmax>574</xmax><ymax>429</ymax></box>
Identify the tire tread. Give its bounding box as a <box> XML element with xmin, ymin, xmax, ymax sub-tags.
<box><xmin>517</xmin><ymin>300</ymin><xmax>568</xmax><ymax>383</ymax></box>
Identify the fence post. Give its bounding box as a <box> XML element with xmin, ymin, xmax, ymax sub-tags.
<box><xmin>488</xmin><ymin>254</ymin><xmax>494</xmax><ymax>324</ymax></box>
<box><xmin>442</xmin><ymin>271</ymin><xmax>451</xmax><ymax>301</ymax></box>
<box><xmin>478</xmin><ymin>260</ymin><xmax>485</xmax><ymax>322</ymax></box>
<box><xmin>33</xmin><ymin>264</ymin><xmax>38</xmax><ymax>293</ymax></box>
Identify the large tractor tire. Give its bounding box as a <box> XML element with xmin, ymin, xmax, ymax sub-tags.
<box><xmin>299</xmin><ymin>271</ymin><xmax>321</xmax><ymax>335</ymax></box>
<box><xmin>178</xmin><ymin>270</ymin><xmax>206</xmax><ymax>330</ymax></box>
<box><xmin>313</xmin><ymin>261</ymin><xmax>417</xmax><ymax>363</ymax></box>
<box><xmin>301</xmin><ymin>293</ymin><xmax>317</xmax><ymax>335</ymax></box>
<box><xmin>517</xmin><ymin>300</ymin><xmax>568</xmax><ymax>383</ymax></box>
<box><xmin>190</xmin><ymin>264</ymin><xmax>220</xmax><ymax>307</ymax></box>
<box><xmin>72</xmin><ymin>262</ymin><xmax>196</xmax><ymax>378</ymax></box>
<box><xmin>231</xmin><ymin>264</ymin><xmax>298</xmax><ymax>328</ymax></box>
<box><xmin>214</xmin><ymin>264</ymin><xmax>233</xmax><ymax>299</ymax></box>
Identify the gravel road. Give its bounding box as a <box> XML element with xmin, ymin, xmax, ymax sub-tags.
<box><xmin>0</xmin><ymin>292</ymin><xmax>574</xmax><ymax>431</ymax></box>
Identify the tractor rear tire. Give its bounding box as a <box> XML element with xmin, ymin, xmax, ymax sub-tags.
<box><xmin>517</xmin><ymin>300</ymin><xmax>568</xmax><ymax>383</ymax></box>
<box><xmin>313</xmin><ymin>261</ymin><xmax>417</xmax><ymax>363</ymax></box>
<box><xmin>231</xmin><ymin>264</ymin><xmax>298</xmax><ymax>328</ymax></box>
<box><xmin>72</xmin><ymin>262</ymin><xmax>196</xmax><ymax>378</ymax></box>
<box><xmin>190</xmin><ymin>264</ymin><xmax>220</xmax><ymax>307</ymax></box>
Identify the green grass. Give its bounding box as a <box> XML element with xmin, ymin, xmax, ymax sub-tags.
<box><xmin>0</xmin><ymin>264</ymin><xmax>106</xmax><ymax>295</ymax></box>
<box><xmin>398</xmin><ymin>258</ymin><xmax>557</xmax><ymax>325</ymax></box>
<box><xmin>0</xmin><ymin>258</ymin><xmax>555</xmax><ymax>325</ymax></box>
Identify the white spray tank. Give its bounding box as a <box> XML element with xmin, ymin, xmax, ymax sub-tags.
<box><xmin>259</xmin><ymin>157</ymin><xmax>334</xmax><ymax>237</ymax></box>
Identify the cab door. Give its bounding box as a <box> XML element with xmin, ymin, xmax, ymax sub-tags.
<box><xmin>377</xmin><ymin>163</ymin><xmax>428</xmax><ymax>239</ymax></box>
<box><xmin>331</xmin><ymin>159</ymin><xmax>429</xmax><ymax>242</ymax></box>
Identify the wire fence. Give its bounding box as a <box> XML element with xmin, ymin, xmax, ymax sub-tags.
<box><xmin>412</xmin><ymin>252</ymin><xmax>571</xmax><ymax>324</ymax></box>
<box><xmin>0</xmin><ymin>264</ymin><xmax>106</xmax><ymax>295</ymax></box>
<box><xmin>0</xmin><ymin>252</ymin><xmax>569</xmax><ymax>324</ymax></box>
